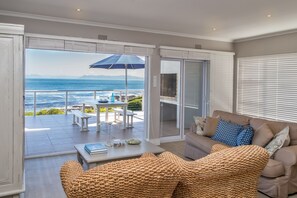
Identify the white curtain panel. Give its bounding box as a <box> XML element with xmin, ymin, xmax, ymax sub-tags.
<box><xmin>209</xmin><ymin>54</ymin><xmax>234</xmax><ymax>114</ymax></box>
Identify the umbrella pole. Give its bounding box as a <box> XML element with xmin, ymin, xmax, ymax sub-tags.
<box><xmin>125</xmin><ymin>64</ymin><xmax>128</xmax><ymax>102</ymax></box>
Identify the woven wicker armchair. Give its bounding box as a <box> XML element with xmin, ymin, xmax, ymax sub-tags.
<box><xmin>159</xmin><ymin>145</ymin><xmax>269</xmax><ymax>198</ymax></box>
<box><xmin>60</xmin><ymin>154</ymin><xmax>179</xmax><ymax>198</ymax></box>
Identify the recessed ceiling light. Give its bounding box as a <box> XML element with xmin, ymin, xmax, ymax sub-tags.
<box><xmin>267</xmin><ymin>14</ymin><xmax>272</xmax><ymax>18</ymax></box>
<box><xmin>212</xmin><ymin>27</ymin><xmax>217</xmax><ymax>31</ymax></box>
<box><xmin>76</xmin><ymin>8</ymin><xmax>81</xmax><ymax>12</ymax></box>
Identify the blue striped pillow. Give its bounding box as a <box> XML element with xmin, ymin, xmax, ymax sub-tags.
<box><xmin>237</xmin><ymin>126</ymin><xmax>254</xmax><ymax>146</ymax></box>
<box><xmin>211</xmin><ymin>119</ymin><xmax>243</xmax><ymax>146</ymax></box>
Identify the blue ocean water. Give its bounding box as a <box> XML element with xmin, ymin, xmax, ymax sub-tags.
<box><xmin>25</xmin><ymin>78</ymin><xmax>144</xmax><ymax>111</ymax></box>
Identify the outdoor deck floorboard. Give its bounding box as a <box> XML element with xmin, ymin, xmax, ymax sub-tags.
<box><xmin>25</xmin><ymin>114</ymin><xmax>144</xmax><ymax>157</ymax></box>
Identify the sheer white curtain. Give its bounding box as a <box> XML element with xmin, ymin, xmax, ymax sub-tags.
<box><xmin>209</xmin><ymin>54</ymin><xmax>234</xmax><ymax>114</ymax></box>
<box><xmin>237</xmin><ymin>53</ymin><xmax>297</xmax><ymax>122</ymax></box>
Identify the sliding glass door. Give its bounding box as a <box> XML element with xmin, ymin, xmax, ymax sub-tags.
<box><xmin>183</xmin><ymin>61</ymin><xmax>206</xmax><ymax>134</ymax></box>
<box><xmin>160</xmin><ymin>59</ymin><xmax>208</xmax><ymax>140</ymax></box>
<box><xmin>160</xmin><ymin>60</ymin><xmax>181</xmax><ymax>138</ymax></box>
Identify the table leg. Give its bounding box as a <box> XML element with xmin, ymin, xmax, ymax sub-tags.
<box><xmin>72</xmin><ymin>114</ymin><xmax>76</xmax><ymax>125</ymax></box>
<box><xmin>123</xmin><ymin>106</ymin><xmax>127</xmax><ymax>129</ymax></box>
<box><xmin>105</xmin><ymin>107</ymin><xmax>108</xmax><ymax>122</ymax></box>
<box><xmin>87</xmin><ymin>163</ymin><xmax>97</xmax><ymax>170</ymax></box>
<box><xmin>96</xmin><ymin>105</ymin><xmax>100</xmax><ymax>132</ymax></box>
<box><xmin>86</xmin><ymin>118</ymin><xmax>89</xmax><ymax>131</ymax></box>
<box><xmin>77</xmin><ymin>152</ymin><xmax>83</xmax><ymax>165</ymax></box>
<box><xmin>127</xmin><ymin>115</ymin><xmax>130</xmax><ymax>127</ymax></box>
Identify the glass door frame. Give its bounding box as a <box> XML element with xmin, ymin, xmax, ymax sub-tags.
<box><xmin>160</xmin><ymin>58</ymin><xmax>183</xmax><ymax>142</ymax></box>
<box><xmin>180</xmin><ymin>60</ymin><xmax>209</xmax><ymax>139</ymax></box>
<box><xmin>160</xmin><ymin>58</ymin><xmax>209</xmax><ymax>142</ymax></box>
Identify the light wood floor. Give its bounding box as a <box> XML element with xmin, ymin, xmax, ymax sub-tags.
<box><xmin>23</xmin><ymin>141</ymin><xmax>296</xmax><ymax>198</ymax></box>
<box><xmin>160</xmin><ymin>120</ymin><xmax>191</xmax><ymax>138</ymax></box>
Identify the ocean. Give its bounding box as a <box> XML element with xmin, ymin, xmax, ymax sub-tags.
<box><xmin>25</xmin><ymin>78</ymin><xmax>144</xmax><ymax>112</ymax></box>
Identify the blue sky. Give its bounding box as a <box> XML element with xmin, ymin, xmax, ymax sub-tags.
<box><xmin>25</xmin><ymin>49</ymin><xmax>145</xmax><ymax>78</ymax></box>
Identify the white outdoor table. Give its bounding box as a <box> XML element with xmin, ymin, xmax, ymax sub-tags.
<box><xmin>85</xmin><ymin>100</ymin><xmax>128</xmax><ymax>132</ymax></box>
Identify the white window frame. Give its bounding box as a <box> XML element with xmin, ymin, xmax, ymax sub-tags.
<box><xmin>24</xmin><ymin>33</ymin><xmax>155</xmax><ymax>141</ymax></box>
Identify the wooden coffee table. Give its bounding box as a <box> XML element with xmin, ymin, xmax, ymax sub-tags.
<box><xmin>74</xmin><ymin>140</ymin><xmax>165</xmax><ymax>169</ymax></box>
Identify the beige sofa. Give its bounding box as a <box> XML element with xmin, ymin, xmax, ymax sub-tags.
<box><xmin>185</xmin><ymin>110</ymin><xmax>297</xmax><ymax>198</ymax></box>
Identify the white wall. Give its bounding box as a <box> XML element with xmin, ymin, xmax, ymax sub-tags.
<box><xmin>234</xmin><ymin>32</ymin><xmax>297</xmax><ymax>58</ymax></box>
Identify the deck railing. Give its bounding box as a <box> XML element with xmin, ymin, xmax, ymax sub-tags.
<box><xmin>25</xmin><ymin>89</ymin><xmax>144</xmax><ymax>116</ymax></box>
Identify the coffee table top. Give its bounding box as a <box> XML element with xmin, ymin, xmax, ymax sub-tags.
<box><xmin>75</xmin><ymin>140</ymin><xmax>165</xmax><ymax>164</ymax></box>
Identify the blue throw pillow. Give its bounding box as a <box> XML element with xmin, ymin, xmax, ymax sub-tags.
<box><xmin>211</xmin><ymin>119</ymin><xmax>243</xmax><ymax>147</ymax></box>
<box><xmin>237</xmin><ymin>126</ymin><xmax>254</xmax><ymax>146</ymax></box>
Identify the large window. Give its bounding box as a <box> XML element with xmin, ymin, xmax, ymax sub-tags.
<box><xmin>237</xmin><ymin>53</ymin><xmax>297</xmax><ymax>122</ymax></box>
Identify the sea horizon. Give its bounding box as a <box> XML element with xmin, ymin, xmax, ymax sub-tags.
<box><xmin>26</xmin><ymin>74</ymin><xmax>144</xmax><ymax>81</ymax></box>
<box><xmin>25</xmin><ymin>78</ymin><xmax>144</xmax><ymax>112</ymax></box>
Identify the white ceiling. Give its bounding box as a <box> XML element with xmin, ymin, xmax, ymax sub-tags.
<box><xmin>1</xmin><ymin>0</ymin><xmax>297</xmax><ymax>42</ymax></box>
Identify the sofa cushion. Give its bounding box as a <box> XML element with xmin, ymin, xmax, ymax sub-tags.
<box><xmin>252</xmin><ymin>123</ymin><xmax>274</xmax><ymax>147</ymax></box>
<box><xmin>185</xmin><ymin>132</ymin><xmax>224</xmax><ymax>154</ymax></box>
<box><xmin>250</xmin><ymin>118</ymin><xmax>297</xmax><ymax>145</ymax></box>
<box><xmin>237</xmin><ymin>126</ymin><xmax>254</xmax><ymax>146</ymax></box>
<box><xmin>203</xmin><ymin>117</ymin><xmax>219</xmax><ymax>137</ymax></box>
<box><xmin>211</xmin><ymin>120</ymin><xmax>244</xmax><ymax>147</ymax></box>
<box><xmin>212</xmin><ymin>110</ymin><xmax>250</xmax><ymax>126</ymax></box>
<box><xmin>265</xmin><ymin>126</ymin><xmax>290</xmax><ymax>157</ymax></box>
<box><xmin>283</xmin><ymin>131</ymin><xmax>291</xmax><ymax>147</ymax></box>
<box><xmin>261</xmin><ymin>159</ymin><xmax>285</xmax><ymax>178</ymax></box>
<box><xmin>274</xmin><ymin>146</ymin><xmax>297</xmax><ymax>166</ymax></box>
<box><xmin>193</xmin><ymin>116</ymin><xmax>206</xmax><ymax>135</ymax></box>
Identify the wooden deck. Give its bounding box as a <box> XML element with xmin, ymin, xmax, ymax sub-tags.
<box><xmin>25</xmin><ymin>113</ymin><xmax>145</xmax><ymax>157</ymax></box>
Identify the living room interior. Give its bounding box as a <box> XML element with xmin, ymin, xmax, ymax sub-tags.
<box><xmin>1</xmin><ymin>0</ymin><xmax>297</xmax><ymax>198</ymax></box>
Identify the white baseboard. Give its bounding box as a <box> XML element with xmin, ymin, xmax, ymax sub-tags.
<box><xmin>160</xmin><ymin>136</ymin><xmax>184</xmax><ymax>143</ymax></box>
<box><xmin>147</xmin><ymin>138</ymin><xmax>160</xmax><ymax>145</ymax></box>
<box><xmin>25</xmin><ymin>150</ymin><xmax>76</xmax><ymax>159</ymax></box>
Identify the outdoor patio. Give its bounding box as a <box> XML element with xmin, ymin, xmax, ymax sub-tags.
<box><xmin>25</xmin><ymin>112</ymin><xmax>145</xmax><ymax>157</ymax></box>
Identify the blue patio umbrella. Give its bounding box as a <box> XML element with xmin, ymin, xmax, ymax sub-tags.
<box><xmin>90</xmin><ymin>54</ymin><xmax>145</xmax><ymax>102</ymax></box>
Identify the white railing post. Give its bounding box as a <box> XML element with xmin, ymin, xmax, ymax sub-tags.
<box><xmin>65</xmin><ymin>91</ymin><xmax>68</xmax><ymax>115</ymax></box>
<box><xmin>120</xmin><ymin>91</ymin><xmax>122</xmax><ymax>102</ymax></box>
<box><xmin>94</xmin><ymin>91</ymin><xmax>96</xmax><ymax>100</ymax></box>
<box><xmin>142</xmin><ymin>90</ymin><xmax>144</xmax><ymax>111</ymax></box>
<box><xmin>82</xmin><ymin>103</ymin><xmax>85</xmax><ymax>113</ymax></box>
<box><xmin>33</xmin><ymin>91</ymin><xmax>37</xmax><ymax>116</ymax></box>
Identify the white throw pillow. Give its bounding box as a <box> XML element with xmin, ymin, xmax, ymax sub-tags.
<box><xmin>193</xmin><ymin>116</ymin><xmax>206</xmax><ymax>135</ymax></box>
<box><xmin>265</xmin><ymin>126</ymin><xmax>290</xmax><ymax>157</ymax></box>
